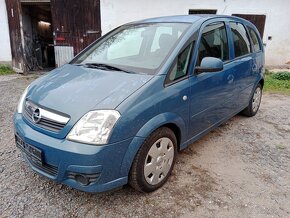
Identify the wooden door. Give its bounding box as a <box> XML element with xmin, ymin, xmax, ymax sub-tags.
<box><xmin>50</xmin><ymin>0</ymin><xmax>101</xmax><ymax>66</ymax></box>
<box><xmin>5</xmin><ymin>0</ymin><xmax>24</xmax><ymax>72</ymax></box>
<box><xmin>232</xmin><ymin>14</ymin><xmax>266</xmax><ymax>39</ymax></box>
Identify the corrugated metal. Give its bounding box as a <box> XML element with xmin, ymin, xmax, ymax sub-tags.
<box><xmin>54</xmin><ymin>46</ymin><xmax>74</xmax><ymax>67</ymax></box>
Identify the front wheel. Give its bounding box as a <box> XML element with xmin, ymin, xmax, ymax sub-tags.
<box><xmin>129</xmin><ymin>127</ymin><xmax>177</xmax><ymax>192</ymax></box>
<box><xmin>241</xmin><ymin>83</ymin><xmax>262</xmax><ymax>117</ymax></box>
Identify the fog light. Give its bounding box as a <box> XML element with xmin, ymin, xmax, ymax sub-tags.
<box><xmin>75</xmin><ymin>174</ymin><xmax>90</xmax><ymax>186</ymax></box>
<box><xmin>68</xmin><ymin>172</ymin><xmax>100</xmax><ymax>186</ymax></box>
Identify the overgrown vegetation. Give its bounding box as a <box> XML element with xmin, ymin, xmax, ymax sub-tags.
<box><xmin>0</xmin><ymin>65</ymin><xmax>15</xmax><ymax>75</ymax></box>
<box><xmin>264</xmin><ymin>71</ymin><xmax>290</xmax><ymax>94</ymax></box>
<box><xmin>272</xmin><ymin>72</ymin><xmax>290</xmax><ymax>81</ymax></box>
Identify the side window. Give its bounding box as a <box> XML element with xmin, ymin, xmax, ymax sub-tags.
<box><xmin>197</xmin><ymin>22</ymin><xmax>229</xmax><ymax>65</ymax></box>
<box><xmin>248</xmin><ymin>27</ymin><xmax>261</xmax><ymax>52</ymax></box>
<box><xmin>230</xmin><ymin>22</ymin><xmax>251</xmax><ymax>57</ymax></box>
<box><xmin>167</xmin><ymin>43</ymin><xmax>193</xmax><ymax>82</ymax></box>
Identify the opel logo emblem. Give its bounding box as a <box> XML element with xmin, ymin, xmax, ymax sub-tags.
<box><xmin>32</xmin><ymin>108</ymin><xmax>41</xmax><ymax>123</ymax></box>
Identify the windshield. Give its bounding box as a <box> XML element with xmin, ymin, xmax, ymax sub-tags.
<box><xmin>72</xmin><ymin>23</ymin><xmax>191</xmax><ymax>74</ymax></box>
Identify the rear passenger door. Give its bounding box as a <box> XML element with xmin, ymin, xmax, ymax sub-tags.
<box><xmin>247</xmin><ymin>26</ymin><xmax>264</xmax><ymax>83</ymax></box>
<box><xmin>228</xmin><ymin>22</ymin><xmax>257</xmax><ymax>108</ymax></box>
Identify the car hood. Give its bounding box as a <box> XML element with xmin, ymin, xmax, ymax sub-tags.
<box><xmin>27</xmin><ymin>64</ymin><xmax>153</xmax><ymax>120</ymax></box>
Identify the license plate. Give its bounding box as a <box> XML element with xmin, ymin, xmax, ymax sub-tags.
<box><xmin>15</xmin><ymin>134</ymin><xmax>43</xmax><ymax>165</ymax></box>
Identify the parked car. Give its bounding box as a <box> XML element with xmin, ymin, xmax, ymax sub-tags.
<box><xmin>14</xmin><ymin>15</ymin><xmax>264</xmax><ymax>193</ymax></box>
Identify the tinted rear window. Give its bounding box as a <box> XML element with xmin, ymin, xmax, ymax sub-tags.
<box><xmin>230</xmin><ymin>22</ymin><xmax>251</xmax><ymax>58</ymax></box>
<box><xmin>248</xmin><ymin>27</ymin><xmax>261</xmax><ymax>52</ymax></box>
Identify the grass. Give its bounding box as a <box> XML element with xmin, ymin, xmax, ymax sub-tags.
<box><xmin>0</xmin><ymin>64</ymin><xmax>15</xmax><ymax>75</ymax></box>
<box><xmin>264</xmin><ymin>71</ymin><xmax>290</xmax><ymax>95</ymax></box>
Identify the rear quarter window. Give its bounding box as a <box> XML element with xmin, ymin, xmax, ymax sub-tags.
<box><xmin>248</xmin><ymin>27</ymin><xmax>262</xmax><ymax>52</ymax></box>
<box><xmin>230</xmin><ymin>22</ymin><xmax>251</xmax><ymax>58</ymax></box>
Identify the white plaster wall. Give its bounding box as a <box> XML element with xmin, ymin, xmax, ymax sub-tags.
<box><xmin>0</xmin><ymin>0</ymin><xmax>12</xmax><ymax>63</ymax></box>
<box><xmin>100</xmin><ymin>0</ymin><xmax>290</xmax><ymax>66</ymax></box>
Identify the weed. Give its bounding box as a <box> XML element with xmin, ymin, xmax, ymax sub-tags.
<box><xmin>272</xmin><ymin>72</ymin><xmax>290</xmax><ymax>81</ymax></box>
<box><xmin>0</xmin><ymin>65</ymin><xmax>15</xmax><ymax>75</ymax></box>
<box><xmin>264</xmin><ymin>71</ymin><xmax>290</xmax><ymax>94</ymax></box>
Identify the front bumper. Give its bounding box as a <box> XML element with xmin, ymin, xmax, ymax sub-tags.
<box><xmin>14</xmin><ymin>113</ymin><xmax>142</xmax><ymax>192</ymax></box>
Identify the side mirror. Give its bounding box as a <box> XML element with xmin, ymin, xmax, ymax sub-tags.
<box><xmin>195</xmin><ymin>57</ymin><xmax>224</xmax><ymax>74</ymax></box>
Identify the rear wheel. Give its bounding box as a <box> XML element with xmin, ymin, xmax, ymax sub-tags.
<box><xmin>241</xmin><ymin>83</ymin><xmax>262</xmax><ymax>117</ymax></box>
<box><xmin>129</xmin><ymin>127</ymin><xmax>177</xmax><ymax>192</ymax></box>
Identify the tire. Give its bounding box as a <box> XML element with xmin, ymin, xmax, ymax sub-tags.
<box><xmin>129</xmin><ymin>127</ymin><xmax>177</xmax><ymax>192</ymax></box>
<box><xmin>241</xmin><ymin>83</ymin><xmax>262</xmax><ymax>117</ymax></box>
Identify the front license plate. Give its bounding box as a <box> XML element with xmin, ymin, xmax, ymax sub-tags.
<box><xmin>15</xmin><ymin>134</ymin><xmax>43</xmax><ymax>165</ymax></box>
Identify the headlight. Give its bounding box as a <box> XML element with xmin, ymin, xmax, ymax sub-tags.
<box><xmin>17</xmin><ymin>86</ymin><xmax>29</xmax><ymax>113</ymax></box>
<box><xmin>67</xmin><ymin>110</ymin><xmax>121</xmax><ymax>145</ymax></box>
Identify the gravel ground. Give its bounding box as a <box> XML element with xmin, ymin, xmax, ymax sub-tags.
<box><xmin>0</xmin><ymin>74</ymin><xmax>290</xmax><ymax>217</ymax></box>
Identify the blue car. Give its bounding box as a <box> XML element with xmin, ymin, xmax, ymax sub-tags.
<box><xmin>14</xmin><ymin>15</ymin><xmax>264</xmax><ymax>193</ymax></box>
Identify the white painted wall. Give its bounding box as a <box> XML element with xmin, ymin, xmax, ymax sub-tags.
<box><xmin>0</xmin><ymin>0</ymin><xmax>12</xmax><ymax>63</ymax></box>
<box><xmin>100</xmin><ymin>0</ymin><xmax>290</xmax><ymax>66</ymax></box>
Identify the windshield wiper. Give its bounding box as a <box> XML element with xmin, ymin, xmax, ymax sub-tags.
<box><xmin>79</xmin><ymin>63</ymin><xmax>135</xmax><ymax>74</ymax></box>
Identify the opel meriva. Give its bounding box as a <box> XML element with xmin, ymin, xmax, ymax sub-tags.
<box><xmin>14</xmin><ymin>15</ymin><xmax>264</xmax><ymax>193</ymax></box>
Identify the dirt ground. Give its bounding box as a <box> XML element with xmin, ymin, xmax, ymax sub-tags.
<box><xmin>0</xmin><ymin>74</ymin><xmax>290</xmax><ymax>218</ymax></box>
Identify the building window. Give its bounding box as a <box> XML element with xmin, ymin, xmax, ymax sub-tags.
<box><xmin>189</xmin><ymin>9</ymin><xmax>217</xmax><ymax>14</ymax></box>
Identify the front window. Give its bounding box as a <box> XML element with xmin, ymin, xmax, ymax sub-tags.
<box><xmin>167</xmin><ymin>43</ymin><xmax>193</xmax><ymax>82</ymax></box>
<box><xmin>72</xmin><ymin>23</ymin><xmax>191</xmax><ymax>74</ymax></box>
<box><xmin>197</xmin><ymin>22</ymin><xmax>229</xmax><ymax>66</ymax></box>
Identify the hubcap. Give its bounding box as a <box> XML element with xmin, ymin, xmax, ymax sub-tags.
<box><xmin>144</xmin><ymin>137</ymin><xmax>174</xmax><ymax>185</ymax></box>
<box><xmin>252</xmin><ymin>86</ymin><xmax>262</xmax><ymax>113</ymax></box>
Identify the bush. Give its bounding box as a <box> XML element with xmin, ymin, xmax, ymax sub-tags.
<box><xmin>272</xmin><ymin>72</ymin><xmax>290</xmax><ymax>81</ymax></box>
<box><xmin>264</xmin><ymin>72</ymin><xmax>290</xmax><ymax>95</ymax></box>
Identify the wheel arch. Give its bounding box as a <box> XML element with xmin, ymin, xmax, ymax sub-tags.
<box><xmin>119</xmin><ymin>112</ymin><xmax>186</xmax><ymax>176</ymax></box>
<box><xmin>259</xmin><ymin>78</ymin><xmax>264</xmax><ymax>88</ymax></box>
<box><xmin>162</xmin><ymin>123</ymin><xmax>182</xmax><ymax>151</ymax></box>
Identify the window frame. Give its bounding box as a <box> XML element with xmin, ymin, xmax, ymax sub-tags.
<box><xmin>247</xmin><ymin>26</ymin><xmax>262</xmax><ymax>53</ymax></box>
<box><xmin>195</xmin><ymin>21</ymin><xmax>230</xmax><ymax>67</ymax></box>
<box><xmin>164</xmin><ymin>41</ymin><xmax>195</xmax><ymax>87</ymax></box>
<box><xmin>229</xmin><ymin>21</ymin><xmax>252</xmax><ymax>59</ymax></box>
<box><xmin>70</xmin><ymin>22</ymin><xmax>192</xmax><ymax>75</ymax></box>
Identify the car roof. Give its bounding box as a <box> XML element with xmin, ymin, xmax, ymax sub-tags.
<box><xmin>126</xmin><ymin>14</ymin><xmax>258</xmax><ymax>33</ymax></box>
<box><xmin>128</xmin><ymin>14</ymin><xmax>252</xmax><ymax>26</ymax></box>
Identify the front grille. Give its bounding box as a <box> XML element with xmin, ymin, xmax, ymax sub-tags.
<box><xmin>23</xmin><ymin>100</ymin><xmax>70</xmax><ymax>132</ymax></box>
<box><xmin>25</xmin><ymin>154</ymin><xmax>58</xmax><ymax>177</ymax></box>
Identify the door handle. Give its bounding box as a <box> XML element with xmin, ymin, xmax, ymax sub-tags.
<box><xmin>227</xmin><ymin>74</ymin><xmax>234</xmax><ymax>84</ymax></box>
<box><xmin>252</xmin><ymin>64</ymin><xmax>258</xmax><ymax>71</ymax></box>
